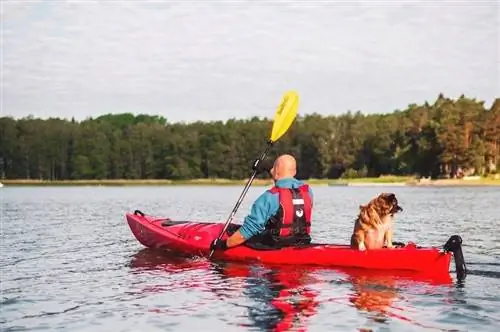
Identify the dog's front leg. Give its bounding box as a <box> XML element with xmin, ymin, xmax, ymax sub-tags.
<box><xmin>384</xmin><ymin>228</ymin><xmax>394</xmax><ymax>248</ymax></box>
<box><xmin>351</xmin><ymin>230</ymin><xmax>366</xmax><ymax>250</ymax></box>
<box><xmin>356</xmin><ymin>231</ymin><xmax>366</xmax><ymax>251</ymax></box>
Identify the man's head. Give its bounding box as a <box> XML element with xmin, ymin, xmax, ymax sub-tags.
<box><xmin>270</xmin><ymin>154</ymin><xmax>297</xmax><ymax>181</ymax></box>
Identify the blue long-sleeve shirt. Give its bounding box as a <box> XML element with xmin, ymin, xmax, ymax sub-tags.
<box><xmin>238</xmin><ymin>177</ymin><xmax>314</xmax><ymax>240</ymax></box>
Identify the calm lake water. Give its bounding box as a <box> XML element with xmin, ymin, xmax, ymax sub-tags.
<box><xmin>2</xmin><ymin>185</ymin><xmax>500</xmax><ymax>331</ymax></box>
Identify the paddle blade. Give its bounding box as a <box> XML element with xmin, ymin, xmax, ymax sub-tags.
<box><xmin>270</xmin><ymin>91</ymin><xmax>299</xmax><ymax>143</ymax></box>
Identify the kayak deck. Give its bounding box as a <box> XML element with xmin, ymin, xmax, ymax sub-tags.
<box><xmin>125</xmin><ymin>210</ymin><xmax>466</xmax><ymax>279</ymax></box>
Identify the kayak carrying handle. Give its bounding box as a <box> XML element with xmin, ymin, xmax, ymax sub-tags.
<box><xmin>134</xmin><ymin>210</ymin><xmax>145</xmax><ymax>217</ymax></box>
<box><xmin>443</xmin><ymin>235</ymin><xmax>467</xmax><ymax>281</ymax></box>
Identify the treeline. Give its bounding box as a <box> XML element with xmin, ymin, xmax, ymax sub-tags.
<box><xmin>0</xmin><ymin>94</ymin><xmax>499</xmax><ymax>180</ymax></box>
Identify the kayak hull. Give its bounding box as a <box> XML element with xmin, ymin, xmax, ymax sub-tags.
<box><xmin>125</xmin><ymin>210</ymin><xmax>455</xmax><ymax>275</ymax></box>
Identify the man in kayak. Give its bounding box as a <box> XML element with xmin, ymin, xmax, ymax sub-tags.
<box><xmin>210</xmin><ymin>154</ymin><xmax>314</xmax><ymax>251</ymax></box>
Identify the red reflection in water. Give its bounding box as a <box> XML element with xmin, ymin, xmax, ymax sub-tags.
<box><xmin>129</xmin><ymin>249</ymin><xmax>454</xmax><ymax>331</ymax></box>
<box><xmin>217</xmin><ymin>262</ymin><xmax>320</xmax><ymax>332</ymax></box>
<box><xmin>338</xmin><ymin>267</ymin><xmax>453</xmax><ymax>330</ymax></box>
<box><xmin>129</xmin><ymin>249</ymin><xmax>320</xmax><ymax>330</ymax></box>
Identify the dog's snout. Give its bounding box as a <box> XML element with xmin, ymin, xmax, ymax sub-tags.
<box><xmin>391</xmin><ymin>203</ymin><xmax>403</xmax><ymax>213</ymax></box>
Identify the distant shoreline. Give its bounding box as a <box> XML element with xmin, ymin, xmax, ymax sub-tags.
<box><xmin>326</xmin><ymin>176</ymin><xmax>500</xmax><ymax>187</ymax></box>
<box><xmin>2</xmin><ymin>176</ymin><xmax>500</xmax><ymax>187</ymax></box>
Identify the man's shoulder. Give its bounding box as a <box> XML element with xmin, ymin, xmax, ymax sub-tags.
<box><xmin>255</xmin><ymin>188</ymin><xmax>280</xmax><ymax>203</ymax></box>
<box><xmin>248</xmin><ymin>188</ymin><xmax>280</xmax><ymax>215</ymax></box>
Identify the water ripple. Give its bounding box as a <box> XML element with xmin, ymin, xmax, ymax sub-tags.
<box><xmin>2</xmin><ymin>186</ymin><xmax>500</xmax><ymax>331</ymax></box>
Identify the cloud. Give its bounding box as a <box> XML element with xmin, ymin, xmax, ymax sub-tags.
<box><xmin>2</xmin><ymin>0</ymin><xmax>498</xmax><ymax>122</ymax></box>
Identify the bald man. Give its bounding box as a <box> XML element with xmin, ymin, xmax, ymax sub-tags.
<box><xmin>210</xmin><ymin>154</ymin><xmax>314</xmax><ymax>251</ymax></box>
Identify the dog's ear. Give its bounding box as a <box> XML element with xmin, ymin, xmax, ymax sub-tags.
<box><xmin>378</xmin><ymin>193</ymin><xmax>392</xmax><ymax>200</ymax></box>
<box><xmin>381</xmin><ymin>193</ymin><xmax>396</xmax><ymax>201</ymax></box>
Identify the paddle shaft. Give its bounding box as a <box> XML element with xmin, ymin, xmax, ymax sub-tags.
<box><xmin>208</xmin><ymin>141</ymin><xmax>273</xmax><ymax>259</ymax></box>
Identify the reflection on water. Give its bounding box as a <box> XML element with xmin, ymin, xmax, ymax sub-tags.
<box><xmin>216</xmin><ymin>261</ymin><xmax>320</xmax><ymax>332</ymax></box>
<box><xmin>349</xmin><ymin>273</ymin><xmax>399</xmax><ymax>322</ymax></box>
<box><xmin>4</xmin><ymin>185</ymin><xmax>499</xmax><ymax>331</ymax></box>
<box><xmin>129</xmin><ymin>249</ymin><xmax>320</xmax><ymax>331</ymax></box>
<box><xmin>129</xmin><ymin>249</ymin><xmax>456</xmax><ymax>331</ymax></box>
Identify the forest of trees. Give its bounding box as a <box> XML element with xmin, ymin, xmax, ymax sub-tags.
<box><xmin>1</xmin><ymin>94</ymin><xmax>499</xmax><ymax>181</ymax></box>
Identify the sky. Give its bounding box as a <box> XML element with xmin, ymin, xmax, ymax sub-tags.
<box><xmin>1</xmin><ymin>0</ymin><xmax>499</xmax><ymax>123</ymax></box>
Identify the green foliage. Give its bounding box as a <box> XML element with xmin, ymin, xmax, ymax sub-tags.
<box><xmin>1</xmin><ymin>95</ymin><xmax>499</xmax><ymax>180</ymax></box>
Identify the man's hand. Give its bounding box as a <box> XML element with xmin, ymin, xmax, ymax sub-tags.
<box><xmin>252</xmin><ymin>158</ymin><xmax>272</xmax><ymax>176</ymax></box>
<box><xmin>210</xmin><ymin>238</ymin><xmax>228</xmax><ymax>251</ymax></box>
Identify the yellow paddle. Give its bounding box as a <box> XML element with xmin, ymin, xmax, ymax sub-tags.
<box><xmin>208</xmin><ymin>91</ymin><xmax>299</xmax><ymax>259</ymax></box>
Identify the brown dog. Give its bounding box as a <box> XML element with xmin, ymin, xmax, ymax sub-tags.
<box><xmin>350</xmin><ymin>193</ymin><xmax>403</xmax><ymax>250</ymax></box>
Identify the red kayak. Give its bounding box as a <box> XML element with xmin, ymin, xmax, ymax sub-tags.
<box><xmin>125</xmin><ymin>210</ymin><xmax>467</xmax><ymax>279</ymax></box>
